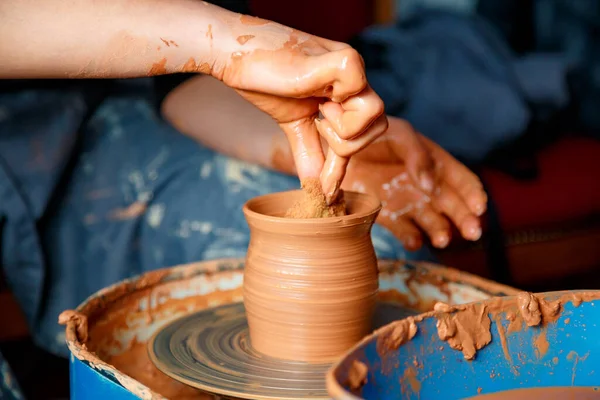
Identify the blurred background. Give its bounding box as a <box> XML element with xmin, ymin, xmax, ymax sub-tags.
<box><xmin>1</xmin><ymin>0</ymin><xmax>599</xmax><ymax>398</ymax></box>
<box><xmin>250</xmin><ymin>0</ymin><xmax>600</xmax><ymax>291</ymax></box>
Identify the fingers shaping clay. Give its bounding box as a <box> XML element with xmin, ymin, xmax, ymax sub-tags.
<box><xmin>243</xmin><ymin>189</ymin><xmax>381</xmax><ymax>362</ymax></box>
<box><xmin>285</xmin><ymin>178</ymin><xmax>346</xmax><ymax>218</ymax></box>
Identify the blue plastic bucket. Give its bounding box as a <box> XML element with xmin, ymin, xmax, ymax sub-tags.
<box><xmin>327</xmin><ymin>291</ymin><xmax>600</xmax><ymax>399</ymax></box>
<box><xmin>62</xmin><ymin>258</ymin><xmax>516</xmax><ymax>399</ymax></box>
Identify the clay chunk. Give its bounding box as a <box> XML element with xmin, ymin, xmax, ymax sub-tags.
<box><xmin>285</xmin><ymin>178</ymin><xmax>346</xmax><ymax>218</ymax></box>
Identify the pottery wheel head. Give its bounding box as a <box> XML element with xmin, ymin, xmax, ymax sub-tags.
<box><xmin>147</xmin><ymin>302</ymin><xmax>331</xmax><ymax>400</ymax></box>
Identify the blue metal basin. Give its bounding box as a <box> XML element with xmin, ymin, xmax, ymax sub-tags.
<box><xmin>327</xmin><ymin>291</ymin><xmax>600</xmax><ymax>399</ymax></box>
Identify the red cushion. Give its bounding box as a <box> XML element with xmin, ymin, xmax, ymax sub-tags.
<box><xmin>480</xmin><ymin>137</ymin><xmax>600</xmax><ymax>231</ymax></box>
<box><xmin>250</xmin><ymin>0</ymin><xmax>372</xmax><ymax>42</ymax></box>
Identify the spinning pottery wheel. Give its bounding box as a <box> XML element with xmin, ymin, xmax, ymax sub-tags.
<box><xmin>148</xmin><ymin>301</ymin><xmax>417</xmax><ymax>399</ymax></box>
<box><xmin>61</xmin><ymin>258</ymin><xmax>517</xmax><ymax>400</ymax></box>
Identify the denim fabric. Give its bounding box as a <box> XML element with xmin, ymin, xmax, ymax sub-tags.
<box><xmin>355</xmin><ymin>9</ymin><xmax>569</xmax><ymax>162</ymax></box>
<box><xmin>360</xmin><ymin>0</ymin><xmax>600</xmax><ymax>163</ymax></box>
<box><xmin>0</xmin><ymin>352</ymin><xmax>23</xmax><ymax>400</ymax></box>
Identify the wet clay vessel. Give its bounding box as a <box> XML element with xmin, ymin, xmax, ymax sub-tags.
<box><xmin>242</xmin><ymin>190</ymin><xmax>381</xmax><ymax>363</ymax></box>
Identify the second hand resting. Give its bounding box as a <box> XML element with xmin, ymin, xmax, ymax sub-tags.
<box><xmin>163</xmin><ymin>75</ymin><xmax>488</xmax><ymax>250</ymax></box>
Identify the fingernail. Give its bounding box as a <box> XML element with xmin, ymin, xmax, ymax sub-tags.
<box><xmin>419</xmin><ymin>171</ymin><xmax>434</xmax><ymax>193</ymax></box>
<box><xmin>474</xmin><ymin>203</ymin><xmax>486</xmax><ymax>217</ymax></box>
<box><xmin>405</xmin><ymin>236</ymin><xmax>418</xmax><ymax>250</ymax></box>
<box><xmin>435</xmin><ymin>234</ymin><xmax>449</xmax><ymax>248</ymax></box>
<box><xmin>325</xmin><ymin>182</ymin><xmax>340</xmax><ymax>205</ymax></box>
<box><xmin>469</xmin><ymin>226</ymin><xmax>482</xmax><ymax>241</ymax></box>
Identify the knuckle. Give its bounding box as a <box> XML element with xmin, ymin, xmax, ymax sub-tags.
<box><xmin>394</xmin><ymin>118</ymin><xmax>415</xmax><ymax>135</ymax></box>
<box><xmin>375</xmin><ymin>115</ymin><xmax>389</xmax><ymax>135</ymax></box>
<box><xmin>437</xmin><ymin>191</ymin><xmax>452</xmax><ymax>207</ymax></box>
<box><xmin>340</xmin><ymin>47</ymin><xmax>363</xmax><ymax>67</ymax></box>
<box><xmin>332</xmin><ymin>48</ymin><xmax>367</xmax><ymax>99</ymax></box>
<box><xmin>369</xmin><ymin>97</ymin><xmax>385</xmax><ymax>118</ymax></box>
<box><xmin>411</xmin><ymin>148</ymin><xmax>429</xmax><ymax>164</ymax></box>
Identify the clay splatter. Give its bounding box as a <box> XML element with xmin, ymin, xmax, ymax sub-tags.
<box><xmin>148</xmin><ymin>58</ymin><xmax>167</xmax><ymax>76</ymax></box>
<box><xmin>236</xmin><ymin>34</ymin><xmax>255</xmax><ymax>45</ymax></box>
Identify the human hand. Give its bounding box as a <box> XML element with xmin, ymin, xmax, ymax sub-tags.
<box><xmin>214</xmin><ymin>15</ymin><xmax>387</xmax><ymax>203</ymax></box>
<box><xmin>341</xmin><ymin>117</ymin><xmax>488</xmax><ymax>250</ymax></box>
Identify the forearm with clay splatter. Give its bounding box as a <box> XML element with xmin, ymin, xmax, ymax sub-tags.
<box><xmin>0</xmin><ymin>0</ymin><xmax>274</xmax><ymax>79</ymax></box>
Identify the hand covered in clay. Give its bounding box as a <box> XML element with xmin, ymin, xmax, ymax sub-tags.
<box><xmin>217</xmin><ymin>16</ymin><xmax>387</xmax><ymax>203</ymax></box>
<box><xmin>341</xmin><ymin>117</ymin><xmax>488</xmax><ymax>250</ymax></box>
<box><xmin>2</xmin><ymin>0</ymin><xmax>384</xmax><ymax>203</ymax></box>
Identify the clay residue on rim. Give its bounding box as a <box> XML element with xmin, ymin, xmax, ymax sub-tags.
<box><xmin>244</xmin><ymin>188</ymin><xmax>380</xmax><ymax>224</ymax></box>
<box><xmin>328</xmin><ymin>290</ymin><xmax>600</xmax><ymax>395</ymax></box>
<box><xmin>59</xmin><ymin>259</ymin><xmax>245</xmax><ymax>400</ymax></box>
<box><xmin>92</xmin><ymin>283</ymin><xmax>242</xmax><ymax>398</ymax></box>
<box><xmin>517</xmin><ymin>291</ymin><xmax>561</xmax><ymax>326</ymax></box>
<box><xmin>376</xmin><ymin>317</ymin><xmax>417</xmax><ymax>356</ymax></box>
<box><xmin>431</xmin><ymin>291</ymin><xmax>596</xmax><ymax>361</ymax></box>
<box><xmin>435</xmin><ymin>302</ymin><xmax>491</xmax><ymax>360</ymax></box>
<box><xmin>377</xmin><ymin>260</ymin><xmax>518</xmax><ymax>315</ymax></box>
<box><xmin>401</xmin><ymin>261</ymin><xmax>518</xmax><ymax>299</ymax></box>
<box><xmin>347</xmin><ymin>360</ymin><xmax>368</xmax><ymax>391</ymax></box>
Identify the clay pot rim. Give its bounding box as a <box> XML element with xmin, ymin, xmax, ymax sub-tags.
<box><xmin>243</xmin><ymin>190</ymin><xmax>382</xmax><ymax>224</ymax></box>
